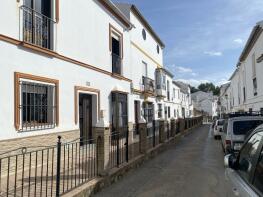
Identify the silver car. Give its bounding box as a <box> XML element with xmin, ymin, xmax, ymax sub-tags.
<box><xmin>224</xmin><ymin>124</ymin><xmax>263</xmax><ymax>197</ymax></box>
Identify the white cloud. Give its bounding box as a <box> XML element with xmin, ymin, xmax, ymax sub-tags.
<box><xmin>204</xmin><ymin>51</ymin><xmax>223</xmax><ymax>56</ymax></box>
<box><xmin>167</xmin><ymin>65</ymin><xmax>199</xmax><ymax>78</ymax></box>
<box><xmin>175</xmin><ymin>66</ymin><xmax>193</xmax><ymax>73</ymax></box>
<box><xmin>233</xmin><ymin>38</ymin><xmax>243</xmax><ymax>44</ymax></box>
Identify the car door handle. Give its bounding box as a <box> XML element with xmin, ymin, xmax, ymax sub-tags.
<box><xmin>232</xmin><ymin>188</ymin><xmax>239</xmax><ymax>196</ymax></box>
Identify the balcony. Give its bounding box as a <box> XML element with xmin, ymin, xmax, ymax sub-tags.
<box><xmin>142</xmin><ymin>76</ymin><xmax>155</xmax><ymax>95</ymax></box>
<box><xmin>21</xmin><ymin>6</ymin><xmax>55</xmax><ymax>50</ymax></box>
<box><xmin>112</xmin><ymin>53</ymin><xmax>122</xmax><ymax>75</ymax></box>
<box><xmin>155</xmin><ymin>69</ymin><xmax>166</xmax><ymax>98</ymax></box>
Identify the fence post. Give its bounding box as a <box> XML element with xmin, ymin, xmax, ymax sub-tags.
<box><xmin>56</xmin><ymin>136</ymin><xmax>62</xmax><ymax>197</ymax></box>
<box><xmin>153</xmin><ymin>120</ymin><xmax>156</xmax><ymax>147</ymax></box>
<box><xmin>159</xmin><ymin>119</ymin><xmax>165</xmax><ymax>143</ymax></box>
<box><xmin>181</xmin><ymin>119</ymin><xmax>186</xmax><ymax>132</ymax></box>
<box><xmin>95</xmin><ymin>126</ymin><xmax>110</xmax><ymax>175</ymax></box>
<box><xmin>138</xmin><ymin>118</ymin><xmax>147</xmax><ymax>154</ymax></box>
<box><xmin>171</xmin><ymin>119</ymin><xmax>176</xmax><ymax>137</ymax></box>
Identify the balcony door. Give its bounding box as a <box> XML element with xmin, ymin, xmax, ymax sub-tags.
<box><xmin>24</xmin><ymin>0</ymin><xmax>51</xmax><ymax>17</ymax></box>
<box><xmin>23</xmin><ymin>0</ymin><xmax>53</xmax><ymax>49</ymax></box>
<box><xmin>142</xmin><ymin>61</ymin><xmax>148</xmax><ymax>78</ymax></box>
<box><xmin>134</xmin><ymin>101</ymin><xmax>140</xmax><ymax>134</ymax></box>
<box><xmin>79</xmin><ymin>94</ymin><xmax>93</xmax><ymax>145</ymax></box>
<box><xmin>112</xmin><ymin>34</ymin><xmax>121</xmax><ymax>74</ymax></box>
<box><xmin>111</xmin><ymin>92</ymin><xmax>128</xmax><ymax>134</ymax></box>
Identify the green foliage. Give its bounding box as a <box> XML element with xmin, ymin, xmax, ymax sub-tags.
<box><xmin>190</xmin><ymin>83</ymin><xmax>220</xmax><ymax>96</ymax></box>
<box><xmin>190</xmin><ymin>86</ymin><xmax>199</xmax><ymax>93</ymax></box>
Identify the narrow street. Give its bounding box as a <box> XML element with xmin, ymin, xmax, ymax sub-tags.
<box><xmin>95</xmin><ymin>125</ymin><xmax>232</xmax><ymax>197</ymax></box>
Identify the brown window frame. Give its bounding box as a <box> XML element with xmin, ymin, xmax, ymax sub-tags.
<box><xmin>14</xmin><ymin>72</ymin><xmax>59</xmax><ymax>131</ymax></box>
<box><xmin>55</xmin><ymin>0</ymin><xmax>59</xmax><ymax>22</ymax></box>
<box><xmin>109</xmin><ymin>24</ymin><xmax>123</xmax><ymax>59</ymax></box>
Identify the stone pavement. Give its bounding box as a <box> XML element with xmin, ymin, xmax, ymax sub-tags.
<box><xmin>95</xmin><ymin>125</ymin><xmax>233</xmax><ymax>197</ymax></box>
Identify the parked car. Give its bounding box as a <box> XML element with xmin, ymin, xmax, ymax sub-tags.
<box><xmin>213</xmin><ymin>119</ymin><xmax>224</xmax><ymax>139</ymax></box>
<box><xmin>221</xmin><ymin>114</ymin><xmax>263</xmax><ymax>154</ymax></box>
<box><xmin>212</xmin><ymin>119</ymin><xmax>217</xmax><ymax>129</ymax></box>
<box><xmin>224</xmin><ymin>124</ymin><xmax>263</xmax><ymax>197</ymax></box>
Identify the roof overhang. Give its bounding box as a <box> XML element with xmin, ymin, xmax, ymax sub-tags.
<box><xmin>237</xmin><ymin>21</ymin><xmax>263</xmax><ymax>66</ymax></box>
<box><xmin>158</xmin><ymin>67</ymin><xmax>174</xmax><ymax>78</ymax></box>
<box><xmin>98</xmin><ymin>0</ymin><xmax>133</xmax><ymax>29</ymax></box>
<box><xmin>229</xmin><ymin>67</ymin><xmax>240</xmax><ymax>81</ymax></box>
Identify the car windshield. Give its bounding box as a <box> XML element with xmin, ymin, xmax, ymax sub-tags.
<box><xmin>233</xmin><ymin>120</ymin><xmax>263</xmax><ymax>135</ymax></box>
<box><xmin>217</xmin><ymin>120</ymin><xmax>224</xmax><ymax>126</ymax></box>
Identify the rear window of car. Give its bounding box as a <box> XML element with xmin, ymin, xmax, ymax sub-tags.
<box><xmin>217</xmin><ymin>120</ymin><xmax>224</xmax><ymax>126</ymax></box>
<box><xmin>233</xmin><ymin>120</ymin><xmax>263</xmax><ymax>135</ymax></box>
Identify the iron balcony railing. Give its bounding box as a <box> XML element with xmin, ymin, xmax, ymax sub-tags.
<box><xmin>112</xmin><ymin>53</ymin><xmax>122</xmax><ymax>75</ymax></box>
<box><xmin>20</xmin><ymin>6</ymin><xmax>55</xmax><ymax>50</ymax></box>
<box><xmin>142</xmin><ymin>76</ymin><xmax>155</xmax><ymax>94</ymax></box>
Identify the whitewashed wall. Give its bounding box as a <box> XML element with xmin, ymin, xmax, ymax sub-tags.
<box><xmin>230</xmin><ymin>32</ymin><xmax>263</xmax><ymax>112</ymax></box>
<box><xmin>128</xmin><ymin>10</ymin><xmax>164</xmax><ymax>121</ymax></box>
<box><xmin>0</xmin><ymin>0</ymin><xmax>133</xmax><ymax>140</ymax></box>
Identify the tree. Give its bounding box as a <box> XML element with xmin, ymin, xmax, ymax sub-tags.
<box><xmin>198</xmin><ymin>83</ymin><xmax>216</xmax><ymax>93</ymax></box>
<box><xmin>191</xmin><ymin>82</ymin><xmax>220</xmax><ymax>96</ymax></box>
<box><xmin>213</xmin><ymin>86</ymin><xmax>220</xmax><ymax>96</ymax></box>
<box><xmin>190</xmin><ymin>86</ymin><xmax>199</xmax><ymax>93</ymax></box>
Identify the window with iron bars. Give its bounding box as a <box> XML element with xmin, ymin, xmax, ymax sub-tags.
<box><xmin>20</xmin><ymin>81</ymin><xmax>56</xmax><ymax>131</ymax></box>
<box><xmin>158</xmin><ymin>104</ymin><xmax>162</xmax><ymax>118</ymax></box>
<box><xmin>143</xmin><ymin>102</ymin><xmax>154</xmax><ymax>123</ymax></box>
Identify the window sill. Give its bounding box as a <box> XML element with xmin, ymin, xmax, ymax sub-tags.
<box><xmin>111</xmin><ymin>73</ymin><xmax>125</xmax><ymax>80</ymax></box>
<box><xmin>20</xmin><ymin>42</ymin><xmax>58</xmax><ymax>57</ymax></box>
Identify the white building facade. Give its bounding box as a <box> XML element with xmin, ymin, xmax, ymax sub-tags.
<box><xmin>0</xmin><ymin>0</ymin><xmax>195</xmax><ymax>149</ymax></box>
<box><xmin>226</xmin><ymin>21</ymin><xmax>263</xmax><ymax>114</ymax></box>
<box><xmin>173</xmin><ymin>81</ymin><xmax>193</xmax><ymax>118</ymax></box>
<box><xmin>218</xmin><ymin>82</ymin><xmax>231</xmax><ymax>116</ymax></box>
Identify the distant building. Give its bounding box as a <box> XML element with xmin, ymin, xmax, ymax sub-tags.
<box><xmin>173</xmin><ymin>81</ymin><xmax>193</xmax><ymax>118</ymax></box>
<box><xmin>192</xmin><ymin>91</ymin><xmax>218</xmax><ymax>118</ymax></box>
<box><xmin>218</xmin><ymin>82</ymin><xmax>231</xmax><ymax>116</ymax></box>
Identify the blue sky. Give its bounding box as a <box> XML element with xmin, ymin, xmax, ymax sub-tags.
<box><xmin>114</xmin><ymin>0</ymin><xmax>263</xmax><ymax>87</ymax></box>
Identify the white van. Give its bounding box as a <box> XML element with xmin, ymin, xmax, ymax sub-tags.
<box><xmin>221</xmin><ymin>115</ymin><xmax>263</xmax><ymax>154</ymax></box>
<box><xmin>213</xmin><ymin>119</ymin><xmax>224</xmax><ymax>139</ymax></box>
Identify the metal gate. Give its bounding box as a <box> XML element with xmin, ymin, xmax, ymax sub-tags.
<box><xmin>110</xmin><ymin>92</ymin><xmax>129</xmax><ymax>168</ymax></box>
<box><xmin>109</xmin><ymin>129</ymin><xmax>129</xmax><ymax>168</ymax></box>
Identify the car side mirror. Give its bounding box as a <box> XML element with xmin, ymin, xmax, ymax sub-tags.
<box><xmin>239</xmin><ymin>158</ymin><xmax>249</xmax><ymax>172</ymax></box>
<box><xmin>224</xmin><ymin>154</ymin><xmax>237</xmax><ymax>169</ymax></box>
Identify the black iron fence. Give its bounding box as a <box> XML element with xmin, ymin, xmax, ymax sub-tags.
<box><xmin>153</xmin><ymin>120</ymin><xmax>160</xmax><ymax>146</ymax></box>
<box><xmin>0</xmin><ymin>117</ymin><xmax>203</xmax><ymax>196</ymax></box>
<box><xmin>146</xmin><ymin>122</ymin><xmax>154</xmax><ymax>149</ymax></box>
<box><xmin>128</xmin><ymin>124</ymin><xmax>141</xmax><ymax>160</ymax></box>
<box><xmin>112</xmin><ymin>53</ymin><xmax>122</xmax><ymax>75</ymax></box>
<box><xmin>142</xmin><ymin>76</ymin><xmax>155</xmax><ymax>93</ymax></box>
<box><xmin>109</xmin><ymin>131</ymin><xmax>128</xmax><ymax>169</ymax></box>
<box><xmin>0</xmin><ymin>137</ymin><xmax>97</xmax><ymax>197</ymax></box>
<box><xmin>20</xmin><ymin>6</ymin><xmax>55</xmax><ymax>50</ymax></box>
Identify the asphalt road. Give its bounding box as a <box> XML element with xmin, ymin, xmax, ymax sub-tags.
<box><xmin>95</xmin><ymin>125</ymin><xmax>233</xmax><ymax>197</ymax></box>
